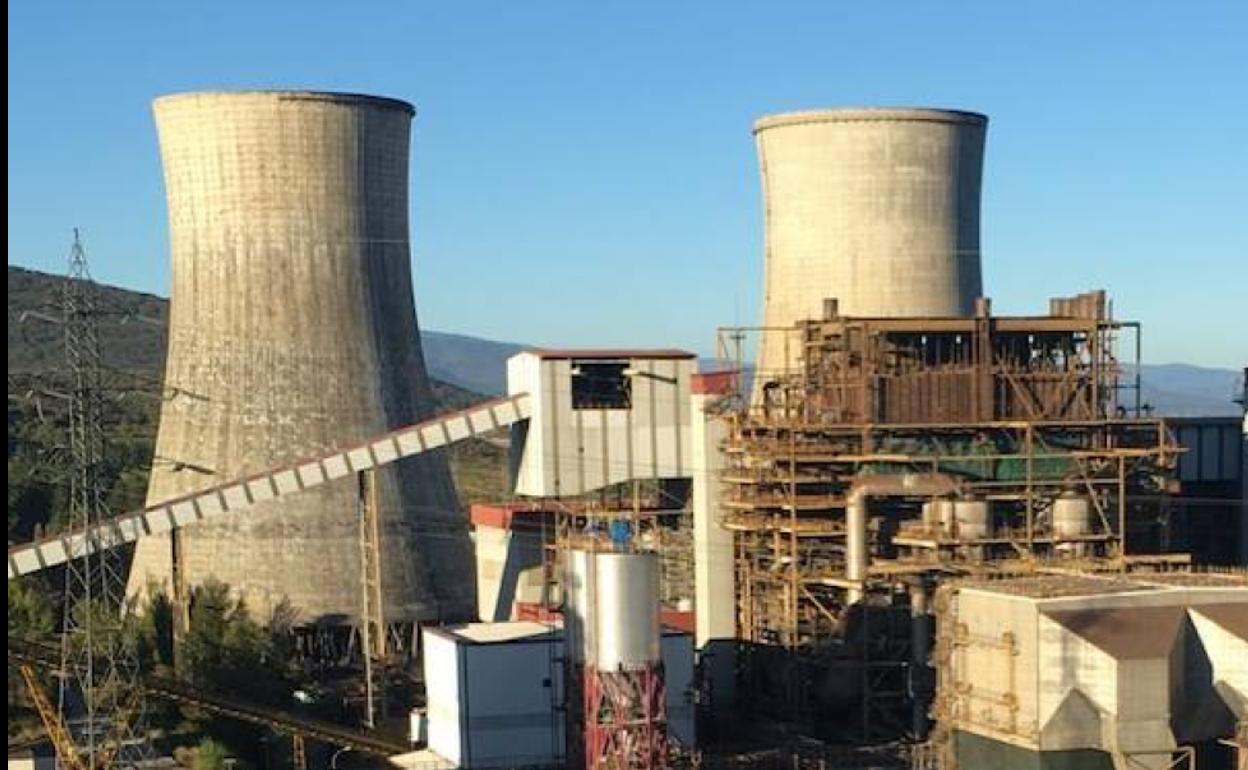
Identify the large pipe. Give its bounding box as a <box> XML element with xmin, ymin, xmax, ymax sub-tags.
<box><xmin>909</xmin><ymin>582</ymin><xmax>932</xmax><ymax>740</ymax></box>
<box><xmin>846</xmin><ymin>474</ymin><xmax>957</xmax><ymax>602</ymax></box>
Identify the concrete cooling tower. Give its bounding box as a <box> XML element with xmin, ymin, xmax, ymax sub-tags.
<box><xmin>126</xmin><ymin>90</ymin><xmax>475</xmax><ymax>625</ymax></box>
<box><xmin>753</xmin><ymin>108</ymin><xmax>987</xmax><ymax>383</ymax></box>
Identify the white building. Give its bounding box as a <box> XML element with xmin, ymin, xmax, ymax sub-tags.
<box><xmin>507</xmin><ymin>349</ymin><xmax>697</xmax><ymax>497</ymax></box>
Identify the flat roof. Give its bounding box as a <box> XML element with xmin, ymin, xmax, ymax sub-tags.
<box><xmin>470</xmin><ymin>502</ymin><xmax>556</xmax><ymax>530</ymax></box>
<box><xmin>958</xmin><ymin>571</ymin><xmax>1248</xmax><ymax>600</ymax></box>
<box><xmin>427</xmin><ymin>621</ymin><xmax>558</xmax><ymax>645</ymax></box>
<box><xmin>691</xmin><ymin>370</ymin><xmax>738</xmax><ymax>395</ymax></box>
<box><xmin>1166</xmin><ymin>416</ymin><xmax>1242</xmax><ymax>426</ymax></box>
<box><xmin>389</xmin><ymin>749</ymin><xmax>455</xmax><ymax>769</ymax></box>
<box><xmin>521</xmin><ymin>348</ymin><xmax>695</xmax><ymax>360</ymax></box>
<box><xmin>959</xmin><ymin>574</ymin><xmax>1150</xmax><ymax>599</ymax></box>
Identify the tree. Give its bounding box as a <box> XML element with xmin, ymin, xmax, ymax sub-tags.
<box><xmin>159</xmin><ymin>580</ymin><xmax>304</xmax><ymax>769</ymax></box>
<box><xmin>193</xmin><ymin>738</ymin><xmax>230</xmax><ymax>770</ymax></box>
<box><xmin>7</xmin><ymin>578</ymin><xmax>57</xmax><ymax>639</ymax></box>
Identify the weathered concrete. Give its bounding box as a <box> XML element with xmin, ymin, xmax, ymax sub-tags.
<box><xmin>689</xmin><ymin>378</ymin><xmax>737</xmax><ymax>706</ymax></box>
<box><xmin>753</xmin><ymin>108</ymin><xmax>987</xmax><ymax>384</ymax></box>
<box><xmin>126</xmin><ymin>90</ymin><xmax>475</xmax><ymax>624</ymax></box>
<box><xmin>690</xmin><ymin>386</ymin><xmax>735</xmax><ymax>648</ymax></box>
<box><xmin>941</xmin><ymin>575</ymin><xmax>1248</xmax><ymax>767</ymax></box>
<box><xmin>474</xmin><ymin>526</ymin><xmax>546</xmax><ymax>622</ymax></box>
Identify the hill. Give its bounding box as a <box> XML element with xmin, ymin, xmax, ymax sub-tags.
<box><xmin>10</xmin><ymin>265</ymin><xmax>1240</xmax><ymax>413</ymax></box>
<box><xmin>6</xmin><ymin>266</ymin><xmax>509</xmax><ymax>547</ymax></box>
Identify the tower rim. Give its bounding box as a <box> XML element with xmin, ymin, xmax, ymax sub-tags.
<box><xmin>153</xmin><ymin>89</ymin><xmax>415</xmax><ymax>117</ymax></box>
<box><xmin>754</xmin><ymin>107</ymin><xmax>986</xmax><ymax>134</ymax></box>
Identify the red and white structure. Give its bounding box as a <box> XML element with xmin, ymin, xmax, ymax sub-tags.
<box><xmin>565</xmin><ymin>549</ymin><xmax>668</xmax><ymax>770</ymax></box>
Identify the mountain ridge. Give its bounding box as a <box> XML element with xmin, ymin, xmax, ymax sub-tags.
<box><xmin>8</xmin><ymin>265</ymin><xmax>1242</xmax><ymax>417</ymax></box>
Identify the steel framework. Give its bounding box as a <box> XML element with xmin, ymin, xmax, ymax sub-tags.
<box><xmin>55</xmin><ymin>231</ymin><xmax>149</xmax><ymax>770</ymax></box>
<box><xmin>584</xmin><ymin>664</ymin><xmax>669</xmax><ymax>770</ymax></box>
<box><xmin>714</xmin><ymin>292</ymin><xmax>1181</xmax><ymax>739</ymax></box>
<box><xmin>357</xmin><ymin>469</ymin><xmax>386</xmax><ymax>728</ymax></box>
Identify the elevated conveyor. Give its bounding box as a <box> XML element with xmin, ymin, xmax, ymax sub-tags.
<box><xmin>8</xmin><ymin>393</ymin><xmax>532</xmax><ymax>579</ymax></box>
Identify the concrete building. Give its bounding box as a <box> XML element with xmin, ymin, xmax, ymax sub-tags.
<box><xmin>128</xmin><ymin>90</ymin><xmax>474</xmax><ymax>624</ymax></box>
<box><xmin>470</xmin><ymin>503</ymin><xmax>550</xmax><ymax>622</ymax></box>
<box><xmin>507</xmin><ymin>349</ymin><xmax>696</xmax><ymax>497</ymax></box>
<box><xmin>689</xmin><ymin>371</ymin><xmax>737</xmax><ymax>705</ymax></box>
<box><xmin>938</xmin><ymin>573</ymin><xmax>1248</xmax><ymax>769</ymax></box>
<box><xmin>753</xmin><ymin>108</ymin><xmax>987</xmax><ymax>385</ymax></box>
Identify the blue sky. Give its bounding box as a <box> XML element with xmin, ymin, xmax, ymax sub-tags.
<box><xmin>8</xmin><ymin>2</ymin><xmax>1247</xmax><ymax>367</ymax></box>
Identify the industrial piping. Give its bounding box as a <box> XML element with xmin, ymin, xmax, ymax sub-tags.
<box><xmin>845</xmin><ymin>474</ymin><xmax>959</xmax><ymax>602</ymax></box>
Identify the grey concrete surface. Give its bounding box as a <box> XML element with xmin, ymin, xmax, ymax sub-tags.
<box><xmin>126</xmin><ymin>90</ymin><xmax>475</xmax><ymax>624</ymax></box>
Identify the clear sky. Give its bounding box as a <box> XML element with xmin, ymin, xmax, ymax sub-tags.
<box><xmin>7</xmin><ymin>1</ymin><xmax>1246</xmax><ymax>368</ymax></box>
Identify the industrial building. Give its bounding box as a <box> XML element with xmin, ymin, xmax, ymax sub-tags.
<box><xmin>7</xmin><ymin>94</ymin><xmax>1247</xmax><ymax>770</ymax></box>
<box><xmin>934</xmin><ymin>573</ymin><xmax>1248</xmax><ymax>769</ymax></box>
<box><xmin>1168</xmin><ymin>416</ymin><xmax>1247</xmax><ymax>565</ymax></box>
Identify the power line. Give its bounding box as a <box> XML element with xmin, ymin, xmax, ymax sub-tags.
<box><xmin>54</xmin><ymin>230</ymin><xmax>151</xmax><ymax>770</ymax></box>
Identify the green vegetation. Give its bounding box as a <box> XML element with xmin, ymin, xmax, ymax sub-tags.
<box><xmin>7</xmin><ymin>578</ymin><xmax>57</xmax><ymax>639</ymax></box>
<box><xmin>189</xmin><ymin>738</ymin><xmax>230</xmax><ymax>770</ymax></box>
<box><xmin>7</xmin><ymin>265</ymin><xmax>509</xmax><ymax>548</ymax></box>
<box><xmin>7</xmin><ymin>265</ymin><xmax>511</xmax><ymax>758</ymax></box>
<box><xmin>139</xmin><ymin>581</ymin><xmax>323</xmax><ymax>770</ymax></box>
<box><xmin>449</xmin><ymin>438</ymin><xmax>510</xmax><ymax>505</ymax></box>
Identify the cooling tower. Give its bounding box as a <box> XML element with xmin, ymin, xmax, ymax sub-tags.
<box><xmin>126</xmin><ymin>90</ymin><xmax>475</xmax><ymax>624</ymax></box>
<box><xmin>754</xmin><ymin>108</ymin><xmax>987</xmax><ymax>383</ymax></box>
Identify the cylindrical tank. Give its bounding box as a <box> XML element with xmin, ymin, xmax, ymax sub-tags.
<box><xmin>563</xmin><ymin>549</ymin><xmax>597</xmax><ymax>664</ymax></box>
<box><xmin>1052</xmin><ymin>493</ymin><xmax>1092</xmax><ymax>539</ymax></box>
<box><xmin>924</xmin><ymin>499</ymin><xmax>955</xmax><ymax>535</ymax></box>
<box><xmin>126</xmin><ymin>90</ymin><xmax>474</xmax><ymax>624</ymax></box>
<box><xmin>592</xmin><ymin>552</ymin><xmax>661</xmax><ymax>670</ymax></box>
<box><xmin>953</xmin><ymin>499</ymin><xmax>992</xmax><ymax>540</ymax></box>
<box><xmin>753</xmin><ymin>108</ymin><xmax>987</xmax><ymax>383</ymax></box>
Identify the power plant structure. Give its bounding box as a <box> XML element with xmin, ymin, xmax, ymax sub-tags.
<box><xmin>564</xmin><ymin>549</ymin><xmax>668</xmax><ymax>770</ymax></box>
<box><xmin>753</xmin><ymin>108</ymin><xmax>987</xmax><ymax>392</ymax></box>
<box><xmin>716</xmin><ymin>291</ymin><xmax>1183</xmax><ymax>742</ymax></box>
<box><xmin>8</xmin><ymin>97</ymin><xmax>1248</xmax><ymax>770</ymax></box>
<box><xmin>126</xmin><ymin>91</ymin><xmax>475</xmax><ymax>643</ymax></box>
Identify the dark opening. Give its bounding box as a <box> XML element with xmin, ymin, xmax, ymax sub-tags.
<box><xmin>571</xmin><ymin>361</ymin><xmax>631</xmax><ymax>410</ymax></box>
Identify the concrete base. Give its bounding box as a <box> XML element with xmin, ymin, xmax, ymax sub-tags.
<box><xmin>955</xmin><ymin>731</ymin><xmax>1115</xmax><ymax>770</ymax></box>
<box><xmin>954</xmin><ymin>732</ymin><xmax>1239</xmax><ymax>770</ymax></box>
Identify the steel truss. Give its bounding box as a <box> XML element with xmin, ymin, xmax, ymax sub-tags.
<box><xmin>715</xmin><ymin>293</ymin><xmax>1181</xmax><ymax>740</ymax></box>
<box><xmin>585</xmin><ymin>663</ymin><xmax>669</xmax><ymax>770</ymax></box>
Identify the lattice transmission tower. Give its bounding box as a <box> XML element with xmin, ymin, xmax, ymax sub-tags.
<box><xmin>55</xmin><ymin>229</ymin><xmax>149</xmax><ymax>770</ymax></box>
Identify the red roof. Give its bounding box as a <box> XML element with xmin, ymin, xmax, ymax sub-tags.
<box><xmin>513</xmin><ymin>602</ymin><xmax>694</xmax><ymax>634</ymax></box>
<box><xmin>660</xmin><ymin>608</ymin><xmax>696</xmax><ymax>634</ymax></box>
<box><xmin>523</xmin><ymin>348</ymin><xmax>696</xmax><ymax>360</ymax></box>
<box><xmin>514</xmin><ymin>602</ymin><xmax>563</xmax><ymax>623</ymax></box>
<box><xmin>691</xmin><ymin>370</ymin><xmax>738</xmax><ymax>395</ymax></box>
<box><xmin>470</xmin><ymin>502</ymin><xmax>557</xmax><ymax>530</ymax></box>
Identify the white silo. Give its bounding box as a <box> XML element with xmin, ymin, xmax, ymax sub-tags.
<box><xmin>563</xmin><ymin>549</ymin><xmax>667</xmax><ymax>770</ymax></box>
